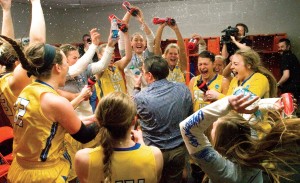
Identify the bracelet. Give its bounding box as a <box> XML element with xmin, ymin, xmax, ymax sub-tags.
<box><xmin>134</xmin><ymin>86</ymin><xmax>141</xmax><ymax>91</ymax></box>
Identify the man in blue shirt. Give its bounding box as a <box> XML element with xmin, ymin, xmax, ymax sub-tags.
<box><xmin>134</xmin><ymin>56</ymin><xmax>193</xmax><ymax>183</ymax></box>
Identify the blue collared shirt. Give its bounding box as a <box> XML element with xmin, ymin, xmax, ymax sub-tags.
<box><xmin>134</xmin><ymin>79</ymin><xmax>193</xmax><ymax>150</ymax></box>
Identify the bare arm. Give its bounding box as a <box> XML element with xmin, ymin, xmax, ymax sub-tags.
<box><xmin>277</xmin><ymin>70</ymin><xmax>290</xmax><ymax>86</ymax></box>
<box><xmin>170</xmin><ymin>24</ymin><xmax>187</xmax><ymax>71</ymax></box>
<box><xmin>41</xmin><ymin>93</ymin><xmax>82</xmax><ymax>134</ymax></box>
<box><xmin>118</xmin><ymin>12</ymin><xmax>131</xmax><ymax>57</ymax></box>
<box><xmin>188</xmin><ymin>77</ymin><xmax>196</xmax><ymax>101</ymax></box>
<box><xmin>154</xmin><ymin>23</ymin><xmax>166</xmax><ymax>56</ymax></box>
<box><xmin>222</xmin><ymin>61</ymin><xmax>232</xmax><ymax>79</ymax></box>
<box><xmin>221</xmin><ymin>43</ymin><xmax>229</xmax><ymax>59</ymax></box>
<box><xmin>231</xmin><ymin>36</ymin><xmax>251</xmax><ymax>50</ymax></box>
<box><xmin>30</xmin><ymin>0</ymin><xmax>46</xmax><ymax>44</ymax></box>
<box><xmin>135</xmin><ymin>8</ymin><xmax>155</xmax><ymax>53</ymax></box>
<box><xmin>1</xmin><ymin>0</ymin><xmax>14</xmax><ymax>38</ymax></box>
<box><xmin>70</xmin><ymin>86</ymin><xmax>92</xmax><ymax>109</ymax></box>
<box><xmin>150</xmin><ymin>146</ymin><xmax>163</xmax><ymax>182</ymax></box>
<box><xmin>10</xmin><ymin>65</ymin><xmax>32</xmax><ymax>96</ymax></box>
<box><xmin>75</xmin><ymin>148</ymin><xmax>91</xmax><ymax>183</ymax></box>
<box><xmin>57</xmin><ymin>89</ymin><xmax>78</xmax><ymax>102</ymax></box>
<box><xmin>221</xmin><ymin>77</ymin><xmax>230</xmax><ymax>95</ymax></box>
<box><xmin>115</xmin><ymin>31</ymin><xmax>132</xmax><ymax>71</ymax></box>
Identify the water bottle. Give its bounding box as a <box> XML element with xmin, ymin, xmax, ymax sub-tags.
<box><xmin>111</xmin><ymin>18</ymin><xmax>119</xmax><ymax>40</ymax></box>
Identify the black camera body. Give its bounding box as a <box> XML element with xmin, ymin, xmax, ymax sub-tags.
<box><xmin>221</xmin><ymin>26</ymin><xmax>239</xmax><ymax>44</ymax></box>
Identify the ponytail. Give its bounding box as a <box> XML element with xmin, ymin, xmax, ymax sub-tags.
<box><xmin>99</xmin><ymin>127</ymin><xmax>113</xmax><ymax>183</ymax></box>
<box><xmin>0</xmin><ymin>35</ymin><xmax>30</xmax><ymax>71</ymax></box>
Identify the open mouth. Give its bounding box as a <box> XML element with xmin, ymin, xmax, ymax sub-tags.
<box><xmin>232</xmin><ymin>71</ymin><xmax>238</xmax><ymax>77</ymax></box>
<box><xmin>169</xmin><ymin>58</ymin><xmax>177</xmax><ymax>62</ymax></box>
<box><xmin>135</xmin><ymin>45</ymin><xmax>143</xmax><ymax>49</ymax></box>
<box><xmin>200</xmin><ymin>70</ymin><xmax>208</xmax><ymax>76</ymax></box>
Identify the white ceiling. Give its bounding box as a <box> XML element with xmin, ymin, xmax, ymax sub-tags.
<box><xmin>13</xmin><ymin>0</ymin><xmax>178</xmax><ymax>8</ymax></box>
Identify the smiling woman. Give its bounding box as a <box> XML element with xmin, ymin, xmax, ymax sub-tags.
<box><xmin>227</xmin><ymin>49</ymin><xmax>277</xmax><ymax>98</ymax></box>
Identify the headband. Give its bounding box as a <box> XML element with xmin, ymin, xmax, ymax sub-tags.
<box><xmin>27</xmin><ymin>44</ymin><xmax>56</xmax><ymax>77</ymax></box>
<box><xmin>43</xmin><ymin>44</ymin><xmax>56</xmax><ymax>66</ymax></box>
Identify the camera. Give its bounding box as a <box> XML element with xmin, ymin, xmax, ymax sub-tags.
<box><xmin>221</xmin><ymin>26</ymin><xmax>239</xmax><ymax>44</ymax></box>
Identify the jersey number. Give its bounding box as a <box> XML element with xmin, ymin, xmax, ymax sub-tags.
<box><xmin>0</xmin><ymin>93</ymin><xmax>13</xmax><ymax>116</ymax></box>
<box><xmin>14</xmin><ymin>97</ymin><xmax>30</xmax><ymax>127</ymax></box>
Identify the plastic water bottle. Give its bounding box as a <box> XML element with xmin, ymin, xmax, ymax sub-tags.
<box><xmin>111</xmin><ymin>18</ymin><xmax>119</xmax><ymax>40</ymax></box>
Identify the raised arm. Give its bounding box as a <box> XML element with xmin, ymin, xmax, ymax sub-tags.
<box><xmin>188</xmin><ymin>77</ymin><xmax>196</xmax><ymax>101</ymax></box>
<box><xmin>135</xmin><ymin>8</ymin><xmax>155</xmax><ymax>53</ymax></box>
<box><xmin>222</xmin><ymin>61</ymin><xmax>232</xmax><ymax>78</ymax></box>
<box><xmin>91</xmin><ymin>33</ymin><xmax>116</xmax><ymax>74</ymax></box>
<box><xmin>29</xmin><ymin>0</ymin><xmax>46</xmax><ymax>44</ymax></box>
<box><xmin>180</xmin><ymin>94</ymin><xmax>258</xmax><ymax>155</ymax></box>
<box><xmin>154</xmin><ymin>23</ymin><xmax>166</xmax><ymax>56</ymax></box>
<box><xmin>115</xmin><ymin>31</ymin><xmax>132</xmax><ymax>71</ymax></box>
<box><xmin>221</xmin><ymin>43</ymin><xmax>229</xmax><ymax>60</ymax></box>
<box><xmin>68</xmin><ymin>28</ymin><xmax>100</xmax><ymax>77</ymax></box>
<box><xmin>118</xmin><ymin>12</ymin><xmax>131</xmax><ymax>58</ymax></box>
<box><xmin>231</xmin><ymin>36</ymin><xmax>251</xmax><ymax>50</ymax></box>
<box><xmin>70</xmin><ymin>85</ymin><xmax>92</xmax><ymax>109</ymax></box>
<box><xmin>1</xmin><ymin>0</ymin><xmax>14</xmax><ymax>38</ymax></box>
<box><xmin>169</xmin><ymin>23</ymin><xmax>187</xmax><ymax>71</ymax></box>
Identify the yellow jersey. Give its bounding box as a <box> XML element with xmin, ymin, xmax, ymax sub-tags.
<box><xmin>95</xmin><ymin>66</ymin><xmax>126</xmax><ymax>100</ymax></box>
<box><xmin>227</xmin><ymin>73</ymin><xmax>269</xmax><ymax>98</ymax></box>
<box><xmin>12</xmin><ymin>81</ymin><xmax>66</xmax><ymax>164</ymax></box>
<box><xmin>0</xmin><ymin>73</ymin><xmax>18</xmax><ymax>125</ymax></box>
<box><xmin>192</xmin><ymin>74</ymin><xmax>224</xmax><ymax>111</ymax></box>
<box><xmin>167</xmin><ymin>66</ymin><xmax>185</xmax><ymax>83</ymax></box>
<box><xmin>227</xmin><ymin>73</ymin><xmax>270</xmax><ymax>139</ymax></box>
<box><xmin>88</xmin><ymin>143</ymin><xmax>157</xmax><ymax>182</ymax></box>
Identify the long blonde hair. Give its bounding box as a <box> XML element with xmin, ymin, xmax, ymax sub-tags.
<box><xmin>235</xmin><ymin>49</ymin><xmax>277</xmax><ymax>97</ymax></box>
<box><xmin>95</xmin><ymin>92</ymin><xmax>137</xmax><ymax>183</ymax></box>
<box><xmin>213</xmin><ymin>112</ymin><xmax>300</xmax><ymax>182</ymax></box>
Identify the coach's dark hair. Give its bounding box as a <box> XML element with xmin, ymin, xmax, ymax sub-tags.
<box><xmin>143</xmin><ymin>55</ymin><xmax>169</xmax><ymax>80</ymax></box>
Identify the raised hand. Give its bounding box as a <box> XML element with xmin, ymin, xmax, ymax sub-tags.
<box><xmin>228</xmin><ymin>94</ymin><xmax>259</xmax><ymax>114</ymax></box>
<box><xmin>0</xmin><ymin>0</ymin><xmax>11</xmax><ymax>10</ymax></box>
<box><xmin>90</xmin><ymin>28</ymin><xmax>101</xmax><ymax>46</ymax></box>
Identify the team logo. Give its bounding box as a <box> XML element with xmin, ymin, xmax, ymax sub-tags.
<box><xmin>215</xmin><ymin>84</ymin><xmax>220</xmax><ymax>89</ymax></box>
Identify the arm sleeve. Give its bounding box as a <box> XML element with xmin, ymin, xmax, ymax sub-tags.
<box><xmin>68</xmin><ymin>44</ymin><xmax>98</xmax><ymax>78</ymax></box>
<box><xmin>71</xmin><ymin>122</ymin><xmax>98</xmax><ymax>144</ymax></box>
<box><xmin>258</xmin><ymin>98</ymin><xmax>280</xmax><ymax>112</ymax></box>
<box><xmin>179</xmin><ymin>97</ymin><xmax>231</xmax><ymax>155</ymax></box>
<box><xmin>90</xmin><ymin>46</ymin><xmax>114</xmax><ymax>74</ymax></box>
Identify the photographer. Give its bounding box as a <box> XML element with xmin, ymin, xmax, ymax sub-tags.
<box><xmin>221</xmin><ymin>23</ymin><xmax>252</xmax><ymax>78</ymax></box>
